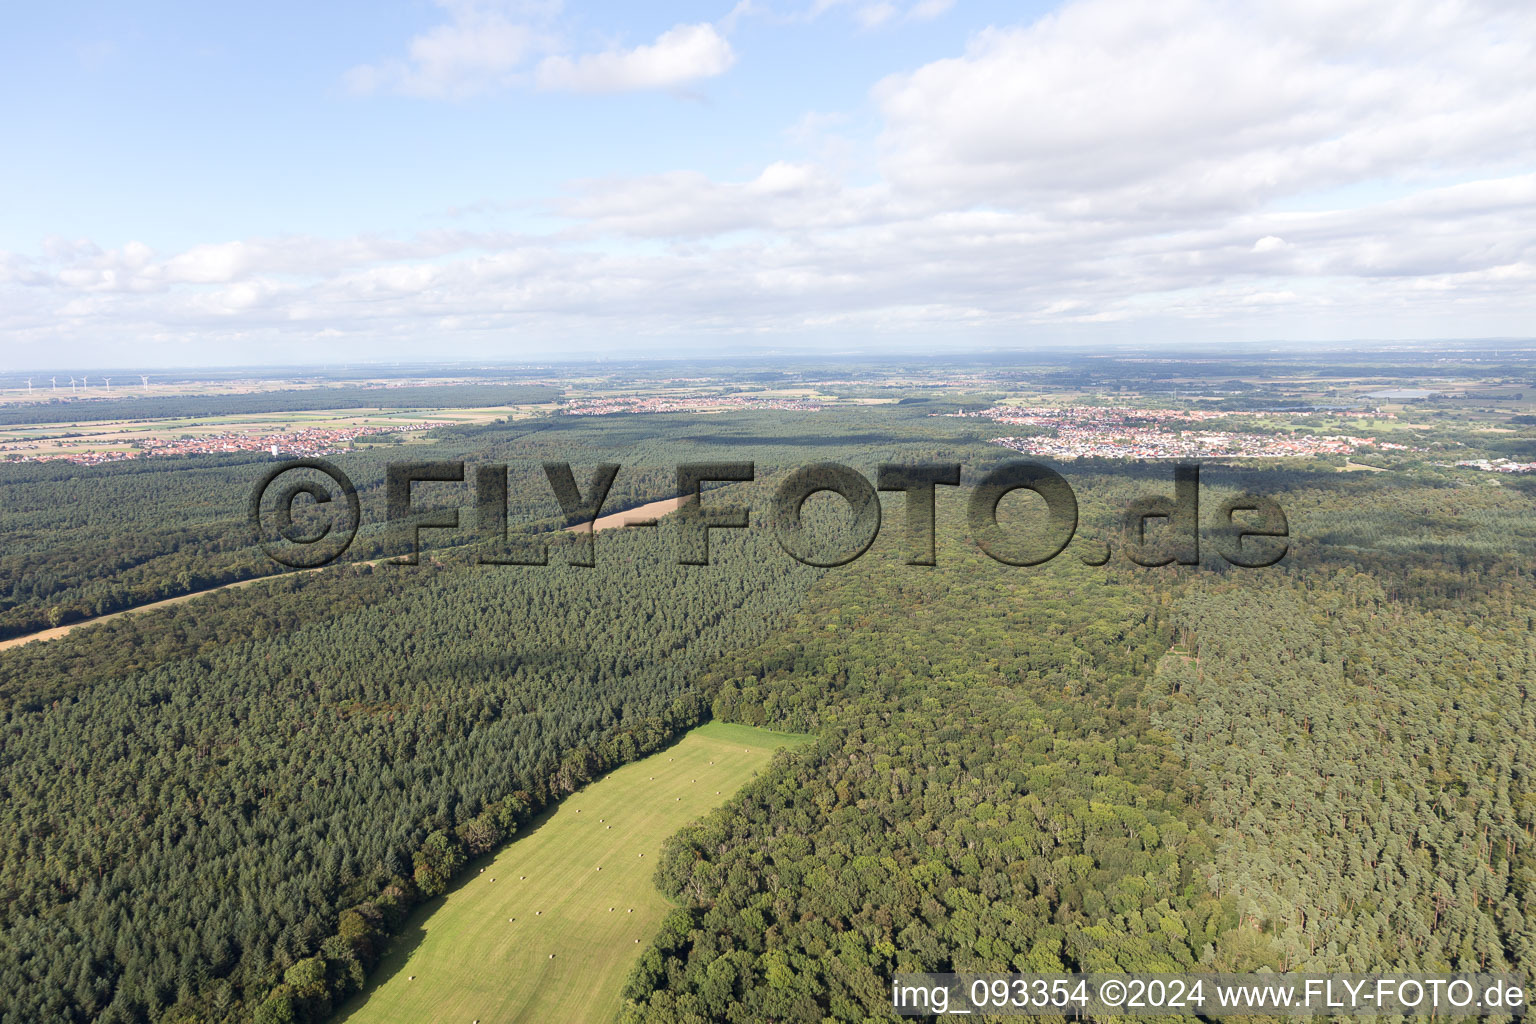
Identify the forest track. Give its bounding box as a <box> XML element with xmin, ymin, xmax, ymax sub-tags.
<box><xmin>567</xmin><ymin>494</ymin><xmax>686</xmax><ymax>532</ymax></box>
<box><xmin>0</xmin><ymin>575</ymin><xmax>276</xmax><ymax>652</ymax></box>
<box><xmin>2</xmin><ymin>497</ymin><xmax>685</xmax><ymax>653</ymax></box>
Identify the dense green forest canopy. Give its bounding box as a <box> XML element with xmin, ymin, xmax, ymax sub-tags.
<box><xmin>0</xmin><ymin>381</ymin><xmax>1533</xmax><ymax>1024</ymax></box>
<box><xmin>0</xmin><ymin>402</ymin><xmax>1049</xmax><ymax>639</ymax></box>
<box><xmin>619</xmin><ymin>479</ymin><xmax>1536</xmax><ymax>1021</ymax></box>
<box><xmin>0</xmin><ymin>404</ymin><xmax>1004</xmax><ymax>1023</ymax></box>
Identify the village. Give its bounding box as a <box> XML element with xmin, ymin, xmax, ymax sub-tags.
<box><xmin>4</xmin><ymin>421</ymin><xmax>448</xmax><ymax>466</ymax></box>
<box><xmin>950</xmin><ymin>403</ymin><xmax>1393</xmax><ymax>428</ymax></box>
<box><xmin>562</xmin><ymin>394</ymin><xmax>824</xmax><ymax>415</ymax></box>
<box><xmin>1454</xmin><ymin>457</ymin><xmax>1536</xmax><ymax>473</ymax></box>
<box><xmin>955</xmin><ymin>405</ymin><xmax>1415</xmax><ymax>460</ymax></box>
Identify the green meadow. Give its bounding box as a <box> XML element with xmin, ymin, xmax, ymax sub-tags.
<box><xmin>335</xmin><ymin>722</ymin><xmax>811</xmax><ymax>1024</ymax></box>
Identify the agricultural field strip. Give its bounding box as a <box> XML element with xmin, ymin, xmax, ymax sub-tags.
<box><xmin>337</xmin><ymin>723</ymin><xmax>809</xmax><ymax>1024</ymax></box>
<box><xmin>0</xmin><ymin>405</ymin><xmax>551</xmax><ymax>448</ymax></box>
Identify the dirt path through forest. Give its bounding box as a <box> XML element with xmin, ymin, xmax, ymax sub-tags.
<box><xmin>1</xmin><ymin>496</ymin><xmax>685</xmax><ymax>652</ymax></box>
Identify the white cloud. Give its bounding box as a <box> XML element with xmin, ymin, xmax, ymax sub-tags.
<box><xmin>399</xmin><ymin>17</ymin><xmax>538</xmax><ymax>95</ymax></box>
<box><xmin>553</xmin><ymin>162</ymin><xmax>888</xmax><ymax>238</ymax></box>
<box><xmin>535</xmin><ymin>24</ymin><xmax>736</xmax><ymax>93</ymax></box>
<box><xmin>873</xmin><ymin>0</ymin><xmax>1536</xmax><ymax>215</ymax></box>
<box><xmin>853</xmin><ymin>0</ymin><xmax>951</xmax><ymax>28</ymax></box>
<box><xmin>347</xmin><ymin>3</ymin><xmax>733</xmax><ymax>97</ymax></box>
<box><xmin>8</xmin><ymin>0</ymin><xmax>1536</xmax><ymax>361</ymax></box>
<box><xmin>166</xmin><ymin>242</ymin><xmax>253</xmax><ymax>284</ymax></box>
<box><xmin>765</xmin><ymin>0</ymin><xmax>953</xmax><ymax>26</ymax></box>
<box><xmin>908</xmin><ymin>0</ymin><xmax>954</xmax><ymax>18</ymax></box>
<box><xmin>346</xmin><ymin>1</ymin><xmax>553</xmax><ymax>97</ymax></box>
<box><xmin>11</xmin><ymin>165</ymin><xmax>1532</xmax><ymax>357</ymax></box>
<box><xmin>855</xmin><ymin>3</ymin><xmax>898</xmax><ymax>28</ymax></box>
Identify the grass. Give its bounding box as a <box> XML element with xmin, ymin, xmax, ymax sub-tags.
<box><xmin>334</xmin><ymin>721</ymin><xmax>811</xmax><ymax>1024</ymax></box>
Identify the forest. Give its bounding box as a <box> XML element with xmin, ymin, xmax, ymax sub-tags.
<box><xmin>1</xmin><ymin>402</ymin><xmax>980</xmax><ymax>1023</ymax></box>
<box><xmin>0</xmin><ymin>388</ymin><xmax>1533</xmax><ymax>1023</ymax></box>
<box><xmin>617</xmin><ymin>468</ymin><xmax>1536</xmax><ymax>1021</ymax></box>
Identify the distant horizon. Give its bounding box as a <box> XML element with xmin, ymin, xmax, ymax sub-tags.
<box><xmin>3</xmin><ymin>337</ymin><xmax>1536</xmax><ymax>386</ymax></box>
<box><xmin>3</xmin><ymin>336</ymin><xmax>1536</xmax><ymax>377</ymax></box>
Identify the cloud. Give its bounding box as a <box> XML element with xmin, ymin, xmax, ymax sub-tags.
<box><xmin>535</xmin><ymin>24</ymin><xmax>736</xmax><ymax>93</ymax></box>
<box><xmin>874</xmin><ymin>0</ymin><xmax>1536</xmax><ymax>216</ymax></box>
<box><xmin>349</xmin><ymin>5</ymin><xmax>736</xmax><ymax>98</ymax></box>
<box><xmin>396</xmin><ymin>17</ymin><xmax>539</xmax><ymax>95</ymax></box>
<box><xmin>907</xmin><ymin>0</ymin><xmax>954</xmax><ymax>18</ymax></box>
<box><xmin>346</xmin><ymin>1</ymin><xmax>553</xmax><ymax>97</ymax></box>
<box><xmin>854</xmin><ymin>3</ymin><xmax>898</xmax><ymax>27</ymax></box>
<box><xmin>553</xmin><ymin>162</ymin><xmax>889</xmax><ymax>237</ymax></box>
<box><xmin>8</xmin><ymin>0</ymin><xmax>1536</xmax><ymax>362</ymax></box>
<box><xmin>753</xmin><ymin>0</ymin><xmax>953</xmax><ymax>26</ymax></box>
<box><xmin>10</xmin><ymin>166</ymin><xmax>1532</xmax><ymax>359</ymax></box>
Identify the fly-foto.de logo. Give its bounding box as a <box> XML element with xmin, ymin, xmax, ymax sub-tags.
<box><xmin>249</xmin><ymin>460</ymin><xmax>1288</xmax><ymax>570</ymax></box>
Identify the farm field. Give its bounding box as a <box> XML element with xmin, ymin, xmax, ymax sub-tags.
<box><xmin>0</xmin><ymin>404</ymin><xmax>555</xmax><ymax>458</ymax></box>
<box><xmin>335</xmin><ymin>722</ymin><xmax>812</xmax><ymax>1024</ymax></box>
<box><xmin>0</xmin><ymin>375</ymin><xmax>552</xmax><ymax>406</ymax></box>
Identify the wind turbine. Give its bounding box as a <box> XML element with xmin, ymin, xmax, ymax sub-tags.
<box><xmin>50</xmin><ymin>377</ymin><xmax>57</xmax><ymax>391</ymax></box>
<box><xmin>140</xmin><ymin>374</ymin><xmax>149</xmax><ymax>390</ymax></box>
<box><xmin>69</xmin><ymin>377</ymin><xmax>77</xmax><ymax>393</ymax></box>
<box><xmin>81</xmin><ymin>376</ymin><xmax>88</xmax><ymax>390</ymax></box>
<box><xmin>25</xmin><ymin>378</ymin><xmax>32</xmax><ymax>394</ymax></box>
<box><xmin>103</xmin><ymin>377</ymin><xmax>112</xmax><ymax>392</ymax></box>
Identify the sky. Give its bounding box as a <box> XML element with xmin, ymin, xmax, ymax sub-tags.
<box><xmin>1</xmin><ymin>0</ymin><xmax>1534</xmax><ymax>368</ymax></box>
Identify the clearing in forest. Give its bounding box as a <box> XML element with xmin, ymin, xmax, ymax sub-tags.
<box><xmin>335</xmin><ymin>721</ymin><xmax>810</xmax><ymax>1024</ymax></box>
